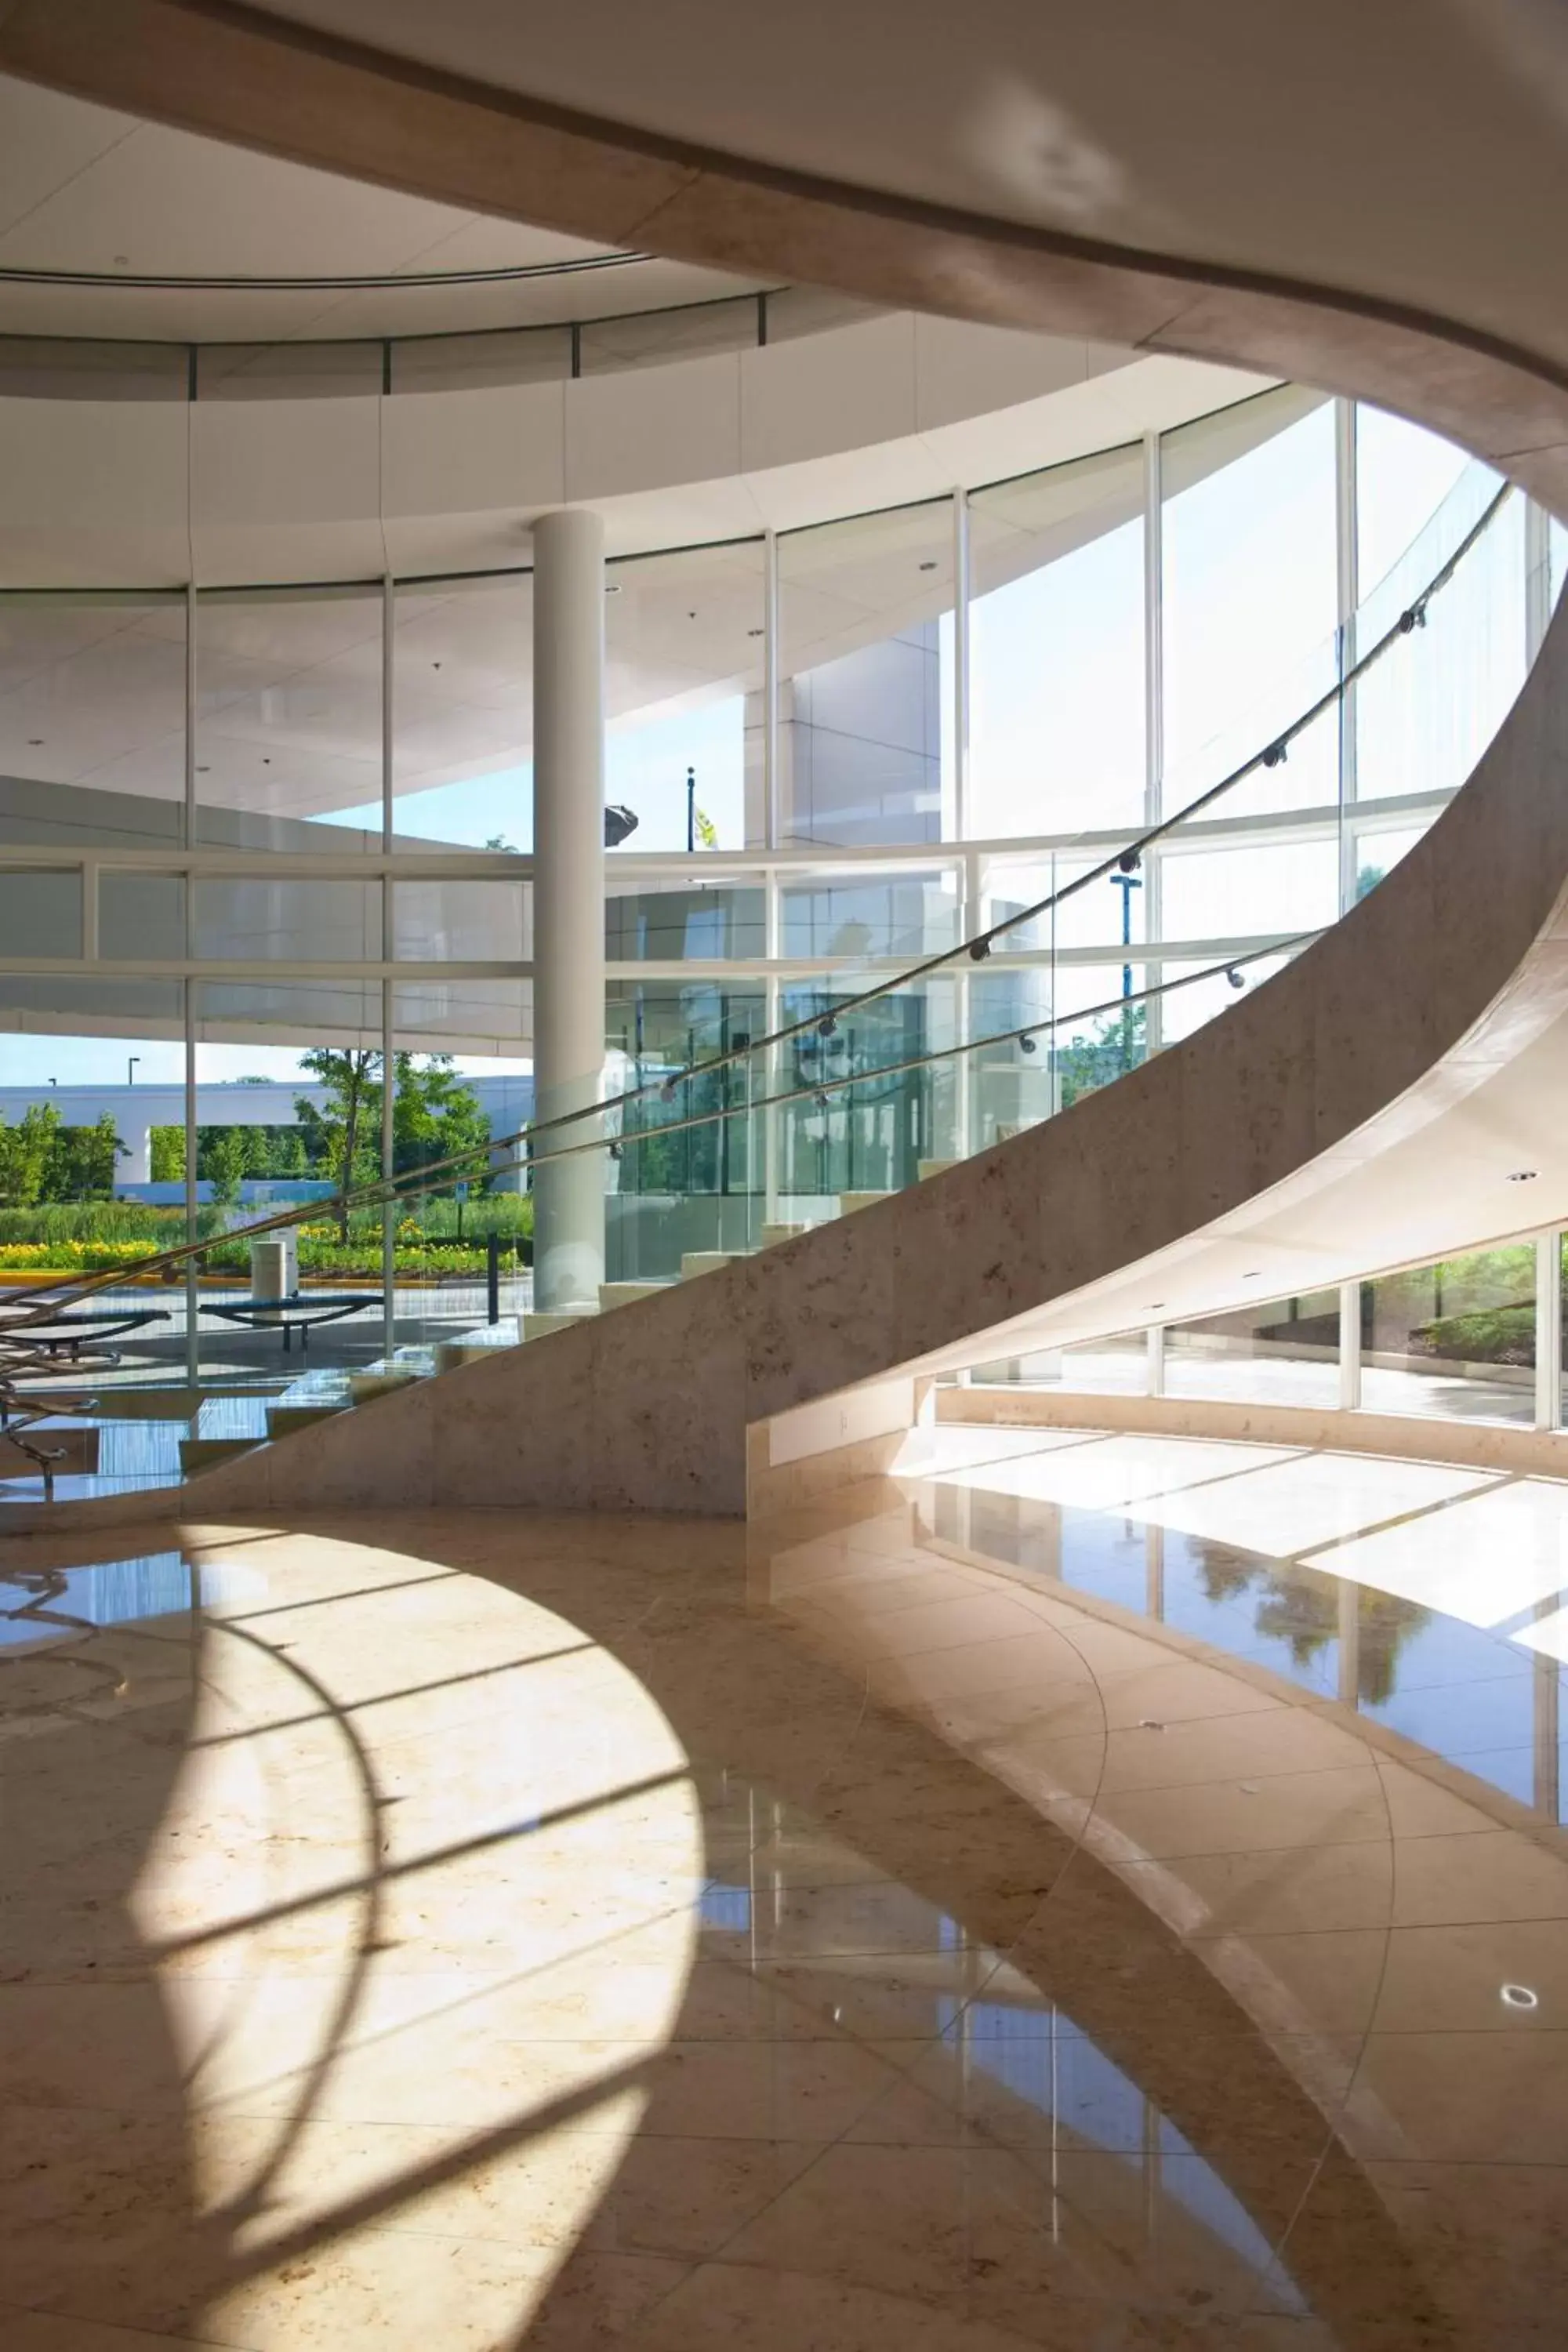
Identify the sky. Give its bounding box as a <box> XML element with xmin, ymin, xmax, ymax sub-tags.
<box><xmin>0</xmin><ymin>405</ymin><xmax>1495</xmax><ymax>1094</ymax></box>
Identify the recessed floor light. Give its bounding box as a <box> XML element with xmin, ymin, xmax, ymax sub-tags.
<box><xmin>1501</xmin><ymin>1983</ymin><xmax>1539</xmax><ymax>2009</ymax></box>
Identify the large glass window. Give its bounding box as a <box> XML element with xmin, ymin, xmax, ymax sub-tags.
<box><xmin>390</xmin><ymin>572</ymin><xmax>532</xmax><ymax>848</ymax></box>
<box><xmin>605</xmin><ymin>540</ymin><xmax>762</xmax><ymax>854</ymax></box>
<box><xmin>608</xmin><ymin>978</ymin><xmax>763</xmax><ymax>1273</ymax></box>
<box><xmin>0</xmin><ymin>590</ymin><xmax>187</xmax><ymax>815</ymax></box>
<box><xmin>778</xmin><ymin>498</ymin><xmax>953</xmax><ymax>848</ymax></box>
<box><xmin>1356</xmin><ymin>405</ymin><xmax>1472</xmax><ymax>597</ymax></box>
<box><xmin>1354</xmin><ymin>462</ymin><xmax>1523</xmax><ymax>806</ymax></box>
<box><xmin>193</xmin><ymin>985</ymin><xmax>389</xmax><ymax>1395</ymax></box>
<box><xmin>1162</xmin><ymin>390</ymin><xmax>1338</xmax><ymax>826</ymax></box>
<box><xmin>196</xmin><ymin>586</ymin><xmax>383</xmax><ymax>850</ymax></box>
<box><xmin>1164</xmin><ymin>1291</ymin><xmax>1340</xmax><ymax>1409</ymax></box>
<box><xmin>968</xmin><ymin>444</ymin><xmax>1145</xmax><ymax>842</ymax></box>
<box><xmin>1362</xmin><ymin>1247</ymin><xmax>1536</xmax><ymax>1427</ymax></box>
<box><xmin>0</xmin><ymin>376</ymin><xmax>1545</xmax><ymax>1494</ymax></box>
<box><xmin>0</xmin><ymin>1010</ymin><xmax>190</xmax><ymax>1493</ymax></box>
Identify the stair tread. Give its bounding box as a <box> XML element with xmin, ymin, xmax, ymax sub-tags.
<box><xmin>680</xmin><ymin>1251</ymin><xmax>748</xmax><ymax>1278</ymax></box>
<box><xmin>599</xmin><ymin>1281</ymin><xmax>673</xmax><ymax>1308</ymax></box>
<box><xmin>523</xmin><ymin>1309</ymin><xmax>598</xmax><ymax>1341</ymax></box>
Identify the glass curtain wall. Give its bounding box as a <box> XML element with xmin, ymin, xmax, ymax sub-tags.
<box><xmin>0</xmin><ymin>383</ymin><xmax>1555</xmax><ymax>1446</ymax></box>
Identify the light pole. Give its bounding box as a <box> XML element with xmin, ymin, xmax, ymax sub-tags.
<box><xmin>126</xmin><ymin>1054</ymin><xmax>141</xmax><ymax>1087</ymax></box>
<box><xmin>685</xmin><ymin>764</ymin><xmax>696</xmax><ymax>855</ymax></box>
<box><xmin>1109</xmin><ymin>870</ymin><xmax>1143</xmax><ymax>1073</ymax></box>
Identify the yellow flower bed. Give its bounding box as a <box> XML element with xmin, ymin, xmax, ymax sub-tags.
<box><xmin>0</xmin><ymin>1239</ymin><xmax>156</xmax><ymax>1269</ymax></box>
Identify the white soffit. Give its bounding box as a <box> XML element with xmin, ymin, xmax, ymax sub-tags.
<box><xmin>0</xmin><ymin>73</ymin><xmax>755</xmax><ymax>339</ymax></box>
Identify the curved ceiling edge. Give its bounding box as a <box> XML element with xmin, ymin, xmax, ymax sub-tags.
<box><xmin>2</xmin><ymin>0</ymin><xmax>1566</xmax><ymax>521</ymax></box>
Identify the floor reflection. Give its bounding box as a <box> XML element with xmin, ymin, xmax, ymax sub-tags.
<box><xmin>5</xmin><ymin>1469</ymin><xmax>1568</xmax><ymax>2350</ymax></box>
<box><xmin>915</xmin><ymin>1428</ymin><xmax>1568</xmax><ymax>1822</ymax></box>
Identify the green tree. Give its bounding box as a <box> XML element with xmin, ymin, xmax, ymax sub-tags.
<box><xmin>266</xmin><ymin>1126</ymin><xmax>308</xmax><ymax>1179</ymax></box>
<box><xmin>392</xmin><ymin>1054</ymin><xmax>490</xmax><ymax>1191</ymax></box>
<box><xmin>295</xmin><ymin>1048</ymin><xmax>382</xmax><ymax>1240</ymax></box>
<box><xmin>292</xmin><ymin>1051</ymin><xmax>489</xmax><ymax>1236</ymax></box>
<box><xmin>150</xmin><ymin>1125</ymin><xmax>185</xmax><ymax>1183</ymax></box>
<box><xmin>0</xmin><ymin>1103</ymin><xmax>60</xmax><ymax>1206</ymax></box>
<box><xmin>1058</xmin><ymin>1003</ymin><xmax>1148</xmax><ymax>1108</ymax></box>
<box><xmin>42</xmin><ymin>1113</ymin><xmax>124</xmax><ymax>1203</ymax></box>
<box><xmin>203</xmin><ymin>1127</ymin><xmax>250</xmax><ymax>1207</ymax></box>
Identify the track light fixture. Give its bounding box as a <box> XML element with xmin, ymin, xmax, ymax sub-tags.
<box><xmin>1018</xmin><ymin>1033</ymin><xmax>1037</xmax><ymax>1054</ymax></box>
<box><xmin>1118</xmin><ymin>849</ymin><xmax>1142</xmax><ymax>874</ymax></box>
<box><xmin>817</xmin><ymin>1014</ymin><xmax>837</xmax><ymax>1038</ymax></box>
<box><xmin>1226</xmin><ymin>967</ymin><xmax>1246</xmax><ymax>989</ymax></box>
<box><xmin>968</xmin><ymin>938</ymin><xmax>991</xmax><ymax>961</ymax></box>
<box><xmin>1262</xmin><ymin>740</ymin><xmax>1288</xmax><ymax>768</ymax></box>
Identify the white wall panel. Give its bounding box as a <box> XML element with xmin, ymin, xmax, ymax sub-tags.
<box><xmin>566</xmin><ymin>348</ymin><xmax>742</xmax><ymax>502</ymax></box>
<box><xmin>740</xmin><ymin>313</ymin><xmax>918</xmax><ymax>476</ymax></box>
<box><xmin>913</xmin><ymin>314</ymin><xmax>1094</xmax><ymax>434</ymax></box>
<box><xmin>191</xmin><ymin>393</ymin><xmax>384</xmax><ymax>583</ymax></box>
<box><xmin>382</xmin><ymin>383</ymin><xmax>545</xmax><ymax>517</ymax></box>
<box><xmin>0</xmin><ymin>397</ymin><xmax>189</xmax><ymax>583</ymax></box>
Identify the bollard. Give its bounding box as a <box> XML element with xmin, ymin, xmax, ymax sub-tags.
<box><xmin>487</xmin><ymin>1231</ymin><xmax>501</xmax><ymax>1325</ymax></box>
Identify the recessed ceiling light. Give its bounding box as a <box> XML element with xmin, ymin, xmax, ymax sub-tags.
<box><xmin>918</xmin><ymin>560</ymin><xmax>938</xmax><ymax>572</ymax></box>
<box><xmin>1508</xmin><ymin>1170</ymin><xmax>1538</xmax><ymax>1182</ymax></box>
<box><xmin>1501</xmin><ymin>1983</ymin><xmax>1539</xmax><ymax>2009</ymax></box>
<box><xmin>1149</xmin><ymin>1301</ymin><xmax>1165</xmax><ymax>1309</ymax></box>
<box><xmin>112</xmin><ymin>254</ymin><xmax>129</xmax><ymax>269</ymax></box>
<box><xmin>196</xmin><ymin>764</ymin><xmax>210</xmax><ymax>774</ymax></box>
<box><xmin>27</xmin><ymin>737</ymin><xmax>42</xmax><ymax>746</ymax></box>
<box><xmin>746</xmin><ymin>627</ymin><xmax>764</xmax><ymax>637</ymax></box>
<box><xmin>1243</xmin><ymin>1270</ymin><xmax>1262</xmax><ymax>1279</ymax></box>
<box><xmin>604</xmin><ymin>584</ymin><xmax>621</xmax><ymax>595</ymax></box>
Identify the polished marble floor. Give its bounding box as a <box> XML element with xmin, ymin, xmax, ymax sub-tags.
<box><xmin>4</xmin><ymin>1430</ymin><xmax>1568</xmax><ymax>2348</ymax></box>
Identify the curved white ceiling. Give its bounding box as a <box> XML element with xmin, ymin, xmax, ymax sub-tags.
<box><xmin>216</xmin><ymin>0</ymin><xmax>1568</xmax><ymax>370</ymax></box>
<box><xmin>0</xmin><ymin>72</ymin><xmax>759</xmax><ymax>340</ymax></box>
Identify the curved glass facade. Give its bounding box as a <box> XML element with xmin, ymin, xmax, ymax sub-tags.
<box><xmin>0</xmin><ymin>383</ymin><xmax>1547</xmax><ymax>1399</ymax></box>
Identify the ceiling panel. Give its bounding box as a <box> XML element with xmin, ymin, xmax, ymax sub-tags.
<box><xmin>0</xmin><ymin>74</ymin><xmax>760</xmax><ymax>342</ymax></box>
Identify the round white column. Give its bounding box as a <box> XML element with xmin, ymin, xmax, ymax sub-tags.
<box><xmin>531</xmin><ymin>508</ymin><xmax>607</xmax><ymax>1311</ymax></box>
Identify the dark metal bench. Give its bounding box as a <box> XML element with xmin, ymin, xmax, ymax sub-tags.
<box><xmin>0</xmin><ymin>1306</ymin><xmax>172</xmax><ymax>1362</ymax></box>
<box><xmin>204</xmin><ymin>1292</ymin><xmax>383</xmax><ymax>1355</ymax></box>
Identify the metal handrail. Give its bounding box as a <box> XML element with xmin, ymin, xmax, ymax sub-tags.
<box><xmin>0</xmin><ymin>480</ymin><xmax>1512</xmax><ymax>1317</ymax></box>
<box><xmin>0</xmin><ymin>933</ymin><xmax>1305</xmax><ymax>1325</ymax></box>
